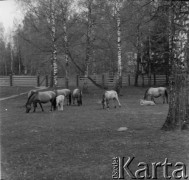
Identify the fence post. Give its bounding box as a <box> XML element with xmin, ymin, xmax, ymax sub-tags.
<box><xmin>65</xmin><ymin>77</ymin><xmax>69</xmax><ymax>89</ymax></box>
<box><xmin>128</xmin><ymin>74</ymin><xmax>130</xmax><ymax>86</ymax></box>
<box><xmin>10</xmin><ymin>74</ymin><xmax>13</xmax><ymax>86</ymax></box>
<box><xmin>166</xmin><ymin>74</ymin><xmax>169</xmax><ymax>86</ymax></box>
<box><xmin>76</xmin><ymin>75</ymin><xmax>79</xmax><ymax>87</ymax></box>
<box><xmin>102</xmin><ymin>74</ymin><xmax>105</xmax><ymax>88</ymax></box>
<box><xmin>37</xmin><ymin>75</ymin><xmax>40</xmax><ymax>87</ymax></box>
<box><xmin>142</xmin><ymin>74</ymin><xmax>144</xmax><ymax>87</ymax></box>
<box><xmin>46</xmin><ymin>75</ymin><xmax>49</xmax><ymax>87</ymax></box>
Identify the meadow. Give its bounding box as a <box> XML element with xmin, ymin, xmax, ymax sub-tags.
<box><xmin>1</xmin><ymin>86</ymin><xmax>189</xmax><ymax>180</ymax></box>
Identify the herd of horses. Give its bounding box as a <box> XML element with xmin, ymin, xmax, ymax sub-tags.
<box><xmin>25</xmin><ymin>88</ymin><xmax>82</xmax><ymax>113</ymax></box>
<box><xmin>25</xmin><ymin>86</ymin><xmax>169</xmax><ymax>113</ymax></box>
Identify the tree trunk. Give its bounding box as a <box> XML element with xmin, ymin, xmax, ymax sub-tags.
<box><xmin>114</xmin><ymin>0</ymin><xmax>122</xmax><ymax>94</ymax></box>
<box><xmin>50</xmin><ymin>0</ymin><xmax>58</xmax><ymax>87</ymax></box>
<box><xmin>4</xmin><ymin>57</ymin><xmax>7</xmax><ymax>75</ymax></box>
<box><xmin>162</xmin><ymin>1</ymin><xmax>189</xmax><ymax>130</ymax></box>
<box><xmin>63</xmin><ymin>15</ymin><xmax>69</xmax><ymax>88</ymax></box>
<box><xmin>10</xmin><ymin>49</ymin><xmax>14</xmax><ymax>74</ymax></box>
<box><xmin>18</xmin><ymin>48</ymin><xmax>21</xmax><ymax>75</ymax></box>
<box><xmin>116</xmin><ymin>0</ymin><xmax>122</xmax><ymax>89</ymax></box>
<box><xmin>134</xmin><ymin>25</ymin><xmax>140</xmax><ymax>86</ymax></box>
<box><xmin>85</xmin><ymin>0</ymin><xmax>93</xmax><ymax>77</ymax></box>
<box><xmin>148</xmin><ymin>34</ymin><xmax>152</xmax><ymax>86</ymax></box>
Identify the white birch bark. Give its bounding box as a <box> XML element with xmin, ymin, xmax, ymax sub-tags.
<box><xmin>50</xmin><ymin>0</ymin><xmax>58</xmax><ymax>87</ymax></box>
<box><xmin>63</xmin><ymin>14</ymin><xmax>69</xmax><ymax>88</ymax></box>
<box><xmin>116</xmin><ymin>0</ymin><xmax>122</xmax><ymax>83</ymax></box>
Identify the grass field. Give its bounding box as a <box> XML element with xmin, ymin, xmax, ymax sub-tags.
<box><xmin>0</xmin><ymin>87</ymin><xmax>35</xmax><ymax>98</ymax></box>
<box><xmin>1</xmin><ymin>86</ymin><xmax>189</xmax><ymax>180</ymax></box>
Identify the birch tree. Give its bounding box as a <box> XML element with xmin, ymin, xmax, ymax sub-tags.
<box><xmin>58</xmin><ymin>0</ymin><xmax>70</xmax><ymax>88</ymax></box>
<box><xmin>50</xmin><ymin>0</ymin><xmax>58</xmax><ymax>87</ymax></box>
<box><xmin>115</xmin><ymin>0</ymin><xmax>122</xmax><ymax>92</ymax></box>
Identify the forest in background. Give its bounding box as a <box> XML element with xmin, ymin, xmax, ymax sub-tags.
<box><xmin>0</xmin><ymin>0</ymin><xmax>172</xmax><ymax>79</ymax></box>
<box><xmin>0</xmin><ymin>0</ymin><xmax>189</xmax><ymax>130</ymax></box>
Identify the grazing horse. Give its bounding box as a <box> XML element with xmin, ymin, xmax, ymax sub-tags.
<box><xmin>144</xmin><ymin>87</ymin><xmax>168</xmax><ymax>104</ymax></box>
<box><xmin>27</xmin><ymin>90</ymin><xmax>37</xmax><ymax>108</ymax></box>
<box><xmin>25</xmin><ymin>91</ymin><xmax>56</xmax><ymax>113</ymax></box>
<box><xmin>102</xmin><ymin>90</ymin><xmax>121</xmax><ymax>109</ymax></box>
<box><xmin>56</xmin><ymin>89</ymin><xmax>72</xmax><ymax>106</ymax></box>
<box><xmin>28</xmin><ymin>90</ymin><xmax>37</xmax><ymax>98</ymax></box>
<box><xmin>56</xmin><ymin>95</ymin><xmax>65</xmax><ymax>111</ymax></box>
<box><xmin>140</xmin><ymin>99</ymin><xmax>156</xmax><ymax>106</ymax></box>
<box><xmin>72</xmin><ymin>88</ymin><xmax>82</xmax><ymax>106</ymax></box>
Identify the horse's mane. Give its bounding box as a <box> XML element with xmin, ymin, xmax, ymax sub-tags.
<box><xmin>26</xmin><ymin>91</ymin><xmax>37</xmax><ymax>105</ymax></box>
<box><xmin>144</xmin><ymin>87</ymin><xmax>150</xmax><ymax>99</ymax></box>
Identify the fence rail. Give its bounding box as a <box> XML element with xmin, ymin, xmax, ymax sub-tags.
<box><xmin>0</xmin><ymin>74</ymin><xmax>168</xmax><ymax>88</ymax></box>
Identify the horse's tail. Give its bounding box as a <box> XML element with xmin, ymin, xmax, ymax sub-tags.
<box><xmin>164</xmin><ymin>88</ymin><xmax>168</xmax><ymax>103</ymax></box>
<box><xmin>80</xmin><ymin>90</ymin><xmax>82</xmax><ymax>105</ymax></box>
<box><xmin>101</xmin><ymin>92</ymin><xmax>106</xmax><ymax>108</ymax></box>
<box><xmin>52</xmin><ymin>90</ymin><xmax>58</xmax><ymax>110</ymax></box>
<box><xmin>144</xmin><ymin>88</ymin><xmax>149</xmax><ymax>100</ymax></box>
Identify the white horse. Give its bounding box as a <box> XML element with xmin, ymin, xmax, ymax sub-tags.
<box><xmin>102</xmin><ymin>90</ymin><xmax>121</xmax><ymax>109</ymax></box>
<box><xmin>55</xmin><ymin>89</ymin><xmax>72</xmax><ymax>105</ymax></box>
<box><xmin>144</xmin><ymin>87</ymin><xmax>168</xmax><ymax>104</ymax></box>
<box><xmin>72</xmin><ymin>88</ymin><xmax>82</xmax><ymax>106</ymax></box>
<box><xmin>56</xmin><ymin>95</ymin><xmax>65</xmax><ymax>111</ymax></box>
<box><xmin>140</xmin><ymin>99</ymin><xmax>156</xmax><ymax>106</ymax></box>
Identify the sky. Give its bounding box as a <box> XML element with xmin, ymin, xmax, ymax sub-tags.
<box><xmin>0</xmin><ymin>0</ymin><xmax>23</xmax><ymax>35</ymax></box>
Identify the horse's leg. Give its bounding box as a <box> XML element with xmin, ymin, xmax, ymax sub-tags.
<box><xmin>73</xmin><ymin>97</ymin><xmax>75</xmax><ymax>105</ymax></box>
<box><xmin>162</xmin><ymin>95</ymin><xmax>165</xmax><ymax>104</ymax></box>
<box><xmin>106</xmin><ymin>100</ymin><xmax>109</xmax><ymax>109</ymax></box>
<box><xmin>113</xmin><ymin>98</ymin><xmax>116</xmax><ymax>108</ymax></box>
<box><xmin>39</xmin><ymin>102</ymin><xmax>44</xmax><ymax>112</ymax></box>
<box><xmin>115</xmin><ymin>95</ymin><xmax>121</xmax><ymax>107</ymax></box>
<box><xmin>33</xmin><ymin>102</ymin><xmax>37</xmax><ymax>112</ymax></box>
<box><xmin>80</xmin><ymin>96</ymin><xmax>82</xmax><ymax>106</ymax></box>
<box><xmin>69</xmin><ymin>93</ymin><xmax>71</xmax><ymax>106</ymax></box>
<box><xmin>77</xmin><ymin>98</ymin><xmax>80</xmax><ymax>106</ymax></box>
<box><xmin>67</xmin><ymin>96</ymin><xmax>69</xmax><ymax>106</ymax></box>
<box><xmin>151</xmin><ymin>96</ymin><xmax>156</xmax><ymax>104</ymax></box>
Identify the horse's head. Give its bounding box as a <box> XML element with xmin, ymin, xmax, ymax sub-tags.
<box><xmin>144</xmin><ymin>88</ymin><xmax>150</xmax><ymax>99</ymax></box>
<box><xmin>25</xmin><ymin>90</ymin><xmax>36</xmax><ymax>113</ymax></box>
<box><xmin>25</xmin><ymin>103</ymin><xmax>31</xmax><ymax>113</ymax></box>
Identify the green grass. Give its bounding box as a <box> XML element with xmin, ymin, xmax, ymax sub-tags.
<box><xmin>1</xmin><ymin>87</ymin><xmax>189</xmax><ymax>180</ymax></box>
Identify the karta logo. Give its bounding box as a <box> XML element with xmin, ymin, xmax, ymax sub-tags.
<box><xmin>112</xmin><ymin>157</ymin><xmax>188</xmax><ymax>179</ymax></box>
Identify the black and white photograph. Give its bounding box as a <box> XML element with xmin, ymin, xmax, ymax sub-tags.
<box><xmin>0</xmin><ymin>0</ymin><xmax>189</xmax><ymax>179</ymax></box>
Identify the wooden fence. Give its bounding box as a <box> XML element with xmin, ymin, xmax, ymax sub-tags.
<box><xmin>0</xmin><ymin>74</ymin><xmax>168</xmax><ymax>88</ymax></box>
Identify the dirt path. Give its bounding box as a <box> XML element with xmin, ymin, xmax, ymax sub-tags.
<box><xmin>0</xmin><ymin>86</ymin><xmax>47</xmax><ymax>101</ymax></box>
